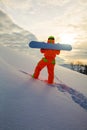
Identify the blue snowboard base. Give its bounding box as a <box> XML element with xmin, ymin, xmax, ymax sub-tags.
<box><xmin>29</xmin><ymin>41</ymin><xmax>72</xmax><ymax>51</ymax></box>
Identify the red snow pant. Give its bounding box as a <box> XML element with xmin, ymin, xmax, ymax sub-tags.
<box><xmin>33</xmin><ymin>58</ymin><xmax>55</xmax><ymax>84</ymax></box>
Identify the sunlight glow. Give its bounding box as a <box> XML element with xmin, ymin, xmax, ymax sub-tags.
<box><xmin>59</xmin><ymin>33</ymin><xmax>76</xmax><ymax>44</ymax></box>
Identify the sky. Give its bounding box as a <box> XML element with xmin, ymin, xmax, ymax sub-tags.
<box><xmin>0</xmin><ymin>0</ymin><xmax>87</xmax><ymax>64</ymax></box>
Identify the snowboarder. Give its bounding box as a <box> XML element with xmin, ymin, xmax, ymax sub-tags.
<box><xmin>32</xmin><ymin>36</ymin><xmax>60</xmax><ymax>84</ymax></box>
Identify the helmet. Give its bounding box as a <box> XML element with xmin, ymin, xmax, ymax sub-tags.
<box><xmin>48</xmin><ymin>36</ymin><xmax>55</xmax><ymax>40</ymax></box>
<box><xmin>48</xmin><ymin>36</ymin><xmax>55</xmax><ymax>44</ymax></box>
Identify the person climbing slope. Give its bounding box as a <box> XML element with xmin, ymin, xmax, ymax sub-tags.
<box><xmin>32</xmin><ymin>36</ymin><xmax>60</xmax><ymax>84</ymax></box>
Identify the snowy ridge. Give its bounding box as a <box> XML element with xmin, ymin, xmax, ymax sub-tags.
<box><xmin>0</xmin><ymin>45</ymin><xmax>87</xmax><ymax>130</ymax></box>
<box><xmin>0</xmin><ymin>10</ymin><xmax>37</xmax><ymax>48</ymax></box>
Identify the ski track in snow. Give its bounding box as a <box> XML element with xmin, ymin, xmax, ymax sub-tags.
<box><xmin>55</xmin><ymin>83</ymin><xmax>87</xmax><ymax>111</ymax></box>
<box><xmin>19</xmin><ymin>70</ymin><xmax>87</xmax><ymax>111</ymax></box>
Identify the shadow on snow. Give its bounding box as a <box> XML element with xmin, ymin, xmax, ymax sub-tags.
<box><xmin>55</xmin><ymin>83</ymin><xmax>87</xmax><ymax>111</ymax></box>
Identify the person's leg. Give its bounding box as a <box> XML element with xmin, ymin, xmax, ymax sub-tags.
<box><xmin>47</xmin><ymin>64</ymin><xmax>55</xmax><ymax>84</ymax></box>
<box><xmin>33</xmin><ymin>59</ymin><xmax>46</xmax><ymax>79</ymax></box>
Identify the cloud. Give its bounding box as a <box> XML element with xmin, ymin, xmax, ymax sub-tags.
<box><xmin>37</xmin><ymin>0</ymin><xmax>70</xmax><ymax>6</ymax></box>
<box><xmin>1</xmin><ymin>0</ymin><xmax>72</xmax><ymax>15</ymax></box>
<box><xmin>1</xmin><ymin>0</ymin><xmax>32</xmax><ymax>10</ymax></box>
<box><xmin>1</xmin><ymin>0</ymin><xmax>87</xmax><ymax>39</ymax></box>
<box><xmin>78</xmin><ymin>0</ymin><xmax>87</xmax><ymax>6</ymax></box>
<box><xmin>59</xmin><ymin>48</ymin><xmax>87</xmax><ymax>64</ymax></box>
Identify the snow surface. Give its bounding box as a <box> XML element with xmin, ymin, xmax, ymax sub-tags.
<box><xmin>0</xmin><ymin>45</ymin><xmax>87</xmax><ymax>130</ymax></box>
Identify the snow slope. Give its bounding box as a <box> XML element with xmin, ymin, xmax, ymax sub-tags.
<box><xmin>0</xmin><ymin>45</ymin><xmax>87</xmax><ymax>130</ymax></box>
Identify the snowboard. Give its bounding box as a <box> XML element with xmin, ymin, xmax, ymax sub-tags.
<box><xmin>29</xmin><ymin>41</ymin><xmax>72</xmax><ymax>51</ymax></box>
<box><xmin>19</xmin><ymin>70</ymin><xmax>67</xmax><ymax>87</ymax></box>
<box><xmin>19</xmin><ymin>70</ymin><xmax>53</xmax><ymax>85</ymax></box>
